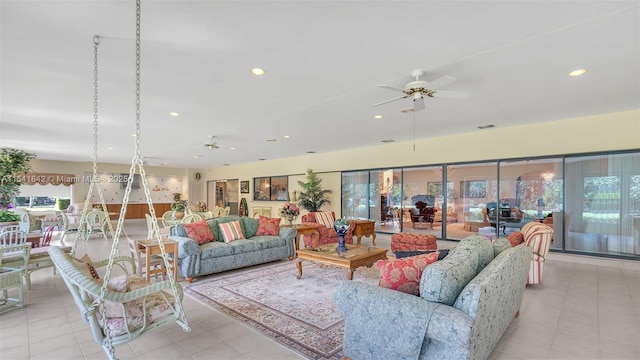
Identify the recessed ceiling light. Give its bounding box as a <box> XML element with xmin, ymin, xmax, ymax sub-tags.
<box><xmin>306</xmin><ymin>151</ymin><xmax>316</xmax><ymax>154</ymax></box>
<box><xmin>107</xmin><ymin>147</ymin><xmax>114</xmax><ymax>150</ymax></box>
<box><xmin>229</xmin><ymin>147</ymin><xmax>236</xmax><ymax>150</ymax></box>
<box><xmin>131</xmin><ymin>134</ymin><xmax>137</xmax><ymax>137</ymax></box>
<box><xmin>283</xmin><ymin>135</ymin><xmax>290</xmax><ymax>139</ymax></box>
<box><xmin>381</xmin><ymin>139</ymin><xmax>395</xmax><ymax>143</ymax></box>
<box><xmin>568</xmin><ymin>69</ymin><xmax>586</xmax><ymax>77</ymax></box>
<box><xmin>169</xmin><ymin>112</ymin><xmax>179</xmax><ymax>116</ymax></box>
<box><xmin>478</xmin><ymin>124</ymin><xmax>495</xmax><ymax>129</ymax></box>
<box><xmin>266</xmin><ymin>138</ymin><xmax>277</xmax><ymax>142</ymax></box>
<box><xmin>193</xmin><ymin>155</ymin><xmax>204</xmax><ymax>158</ymax></box>
<box><xmin>258</xmin><ymin>158</ymin><xmax>267</xmax><ymax>161</ymax></box>
<box><xmin>373</xmin><ymin>115</ymin><xmax>383</xmax><ymax>119</ymax></box>
<box><xmin>400</xmin><ymin>108</ymin><xmax>414</xmax><ymax>113</ymax></box>
<box><xmin>251</xmin><ymin>68</ymin><xmax>265</xmax><ymax>76</ymax></box>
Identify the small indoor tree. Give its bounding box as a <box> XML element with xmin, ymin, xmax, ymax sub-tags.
<box><xmin>0</xmin><ymin>147</ymin><xmax>37</xmax><ymax>209</ymax></box>
<box><xmin>297</xmin><ymin>168</ymin><xmax>331</xmax><ymax>212</ymax></box>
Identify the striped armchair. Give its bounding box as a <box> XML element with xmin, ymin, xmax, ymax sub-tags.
<box><xmin>300</xmin><ymin>211</ymin><xmax>354</xmax><ymax>248</ymax></box>
<box><xmin>521</xmin><ymin>222</ymin><xmax>553</xmax><ymax>284</ymax></box>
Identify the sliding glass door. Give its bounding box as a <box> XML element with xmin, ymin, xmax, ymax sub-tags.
<box><xmin>565</xmin><ymin>153</ymin><xmax>639</xmax><ymax>256</ymax></box>
<box><xmin>340</xmin><ymin>150</ymin><xmax>639</xmax><ymax>260</ymax></box>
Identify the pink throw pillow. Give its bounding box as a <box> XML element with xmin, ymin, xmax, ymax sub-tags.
<box><xmin>183</xmin><ymin>220</ymin><xmax>215</xmax><ymax>245</ymax></box>
<box><xmin>377</xmin><ymin>252</ymin><xmax>439</xmax><ymax>295</ymax></box>
<box><xmin>256</xmin><ymin>215</ymin><xmax>281</xmax><ymax>236</ymax></box>
<box><xmin>219</xmin><ymin>221</ymin><xmax>245</xmax><ymax>243</ymax></box>
<box><xmin>507</xmin><ymin>231</ymin><xmax>524</xmax><ymax>247</ymax></box>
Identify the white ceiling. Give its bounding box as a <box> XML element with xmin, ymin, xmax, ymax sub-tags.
<box><xmin>2</xmin><ymin>1</ymin><xmax>639</xmax><ymax>169</ymax></box>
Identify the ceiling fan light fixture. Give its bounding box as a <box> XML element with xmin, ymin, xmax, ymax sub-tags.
<box><xmin>568</xmin><ymin>69</ymin><xmax>586</xmax><ymax>77</ymax></box>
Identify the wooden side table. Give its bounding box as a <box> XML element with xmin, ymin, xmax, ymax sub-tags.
<box><xmin>281</xmin><ymin>223</ymin><xmax>320</xmax><ymax>251</ymax></box>
<box><xmin>351</xmin><ymin>220</ymin><xmax>376</xmax><ymax>246</ymax></box>
<box><xmin>136</xmin><ymin>239</ymin><xmax>178</xmax><ymax>282</ymax></box>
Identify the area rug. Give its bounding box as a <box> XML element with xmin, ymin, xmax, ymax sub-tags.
<box><xmin>184</xmin><ymin>261</ymin><xmax>379</xmax><ymax>359</ymax></box>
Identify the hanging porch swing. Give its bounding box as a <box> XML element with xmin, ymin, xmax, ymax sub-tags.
<box><xmin>48</xmin><ymin>2</ymin><xmax>190</xmax><ymax>359</ymax></box>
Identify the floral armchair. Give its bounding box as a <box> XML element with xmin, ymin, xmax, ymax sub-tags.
<box><xmin>301</xmin><ymin>211</ymin><xmax>354</xmax><ymax>248</ymax></box>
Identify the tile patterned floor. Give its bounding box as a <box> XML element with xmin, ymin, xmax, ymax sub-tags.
<box><xmin>1</xmin><ymin>219</ymin><xmax>638</xmax><ymax>359</ymax></box>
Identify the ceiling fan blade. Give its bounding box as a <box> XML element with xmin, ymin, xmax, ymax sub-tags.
<box><xmin>426</xmin><ymin>75</ymin><xmax>456</xmax><ymax>89</ymax></box>
<box><xmin>379</xmin><ymin>84</ymin><xmax>406</xmax><ymax>92</ymax></box>
<box><xmin>432</xmin><ymin>90</ymin><xmax>470</xmax><ymax>99</ymax></box>
<box><xmin>413</xmin><ymin>96</ymin><xmax>426</xmax><ymax>111</ymax></box>
<box><xmin>372</xmin><ymin>95</ymin><xmax>409</xmax><ymax>107</ymax></box>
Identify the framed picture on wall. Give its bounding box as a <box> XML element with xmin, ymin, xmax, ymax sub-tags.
<box><xmin>427</xmin><ymin>182</ymin><xmax>455</xmax><ymax>198</ymax></box>
<box><xmin>240</xmin><ymin>180</ymin><xmax>249</xmax><ymax>193</ymax></box>
<box><xmin>460</xmin><ymin>180</ymin><xmax>487</xmax><ymax>198</ymax></box>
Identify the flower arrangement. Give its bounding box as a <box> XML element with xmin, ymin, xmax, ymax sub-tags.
<box><xmin>333</xmin><ymin>218</ymin><xmax>350</xmax><ymax>232</ymax></box>
<box><xmin>171</xmin><ymin>200</ymin><xmax>188</xmax><ymax>212</ymax></box>
<box><xmin>280</xmin><ymin>202</ymin><xmax>300</xmax><ymax>216</ymax></box>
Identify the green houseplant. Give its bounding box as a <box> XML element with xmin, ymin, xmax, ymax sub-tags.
<box><xmin>0</xmin><ymin>147</ymin><xmax>37</xmax><ymax>209</ymax></box>
<box><xmin>56</xmin><ymin>198</ymin><xmax>71</xmax><ymax>211</ymax></box>
<box><xmin>297</xmin><ymin>168</ymin><xmax>331</xmax><ymax>212</ymax></box>
<box><xmin>0</xmin><ymin>209</ymin><xmax>21</xmax><ymax>223</ymax></box>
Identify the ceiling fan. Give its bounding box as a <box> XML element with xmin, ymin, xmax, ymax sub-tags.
<box><xmin>204</xmin><ymin>135</ymin><xmax>219</xmax><ymax>149</ymax></box>
<box><xmin>373</xmin><ymin>69</ymin><xmax>470</xmax><ymax>111</ymax></box>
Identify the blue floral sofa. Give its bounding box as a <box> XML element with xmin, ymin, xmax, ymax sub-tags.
<box><xmin>335</xmin><ymin>235</ymin><xmax>532</xmax><ymax>360</ymax></box>
<box><xmin>169</xmin><ymin>216</ymin><xmax>296</xmax><ymax>282</ymax></box>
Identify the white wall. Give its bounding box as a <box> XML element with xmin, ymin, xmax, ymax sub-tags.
<box><xmin>27</xmin><ymin>109</ymin><xmax>640</xmax><ymax>215</ymax></box>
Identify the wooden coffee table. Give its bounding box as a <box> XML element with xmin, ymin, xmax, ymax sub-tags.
<box><xmin>295</xmin><ymin>243</ymin><xmax>387</xmax><ymax>280</ymax></box>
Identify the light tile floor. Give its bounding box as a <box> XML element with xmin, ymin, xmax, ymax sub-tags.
<box><xmin>1</xmin><ymin>220</ymin><xmax>638</xmax><ymax>360</ymax></box>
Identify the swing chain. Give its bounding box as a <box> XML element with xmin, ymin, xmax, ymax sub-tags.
<box><xmin>134</xmin><ymin>0</ymin><xmax>141</xmax><ymax>157</ymax></box>
<box><xmin>93</xmin><ymin>35</ymin><xmax>99</xmax><ymax>175</ymax></box>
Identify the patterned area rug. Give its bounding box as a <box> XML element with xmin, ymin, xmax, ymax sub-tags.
<box><xmin>184</xmin><ymin>260</ymin><xmax>379</xmax><ymax>359</ymax></box>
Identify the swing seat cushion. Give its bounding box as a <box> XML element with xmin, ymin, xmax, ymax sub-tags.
<box><xmin>97</xmin><ymin>274</ymin><xmax>176</xmax><ymax>336</ymax></box>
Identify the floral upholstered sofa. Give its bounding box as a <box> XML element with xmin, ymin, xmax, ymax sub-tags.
<box><xmin>335</xmin><ymin>235</ymin><xmax>532</xmax><ymax>360</ymax></box>
<box><xmin>300</xmin><ymin>211</ymin><xmax>354</xmax><ymax>247</ymax></box>
<box><xmin>169</xmin><ymin>215</ymin><xmax>296</xmax><ymax>282</ymax></box>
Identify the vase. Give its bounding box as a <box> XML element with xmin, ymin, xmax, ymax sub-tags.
<box><xmin>287</xmin><ymin>214</ymin><xmax>294</xmax><ymax>226</ymax></box>
<box><xmin>335</xmin><ymin>228</ymin><xmax>348</xmax><ymax>256</ymax></box>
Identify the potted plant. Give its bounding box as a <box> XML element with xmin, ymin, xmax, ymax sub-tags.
<box><xmin>171</xmin><ymin>199</ymin><xmax>188</xmax><ymax>219</ymax></box>
<box><xmin>0</xmin><ymin>147</ymin><xmax>37</xmax><ymax>209</ymax></box>
<box><xmin>0</xmin><ymin>209</ymin><xmax>21</xmax><ymax>230</ymax></box>
<box><xmin>297</xmin><ymin>168</ymin><xmax>331</xmax><ymax>212</ymax></box>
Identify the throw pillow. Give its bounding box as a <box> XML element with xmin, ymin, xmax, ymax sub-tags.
<box><xmin>507</xmin><ymin>231</ymin><xmax>524</xmax><ymax>247</ymax></box>
<box><xmin>219</xmin><ymin>221</ymin><xmax>245</xmax><ymax>243</ymax></box>
<box><xmin>183</xmin><ymin>220</ymin><xmax>215</xmax><ymax>245</ymax></box>
<box><xmin>377</xmin><ymin>251</ymin><xmax>440</xmax><ymax>295</ymax></box>
<box><xmin>256</xmin><ymin>215</ymin><xmax>281</xmax><ymax>236</ymax></box>
<box><xmin>94</xmin><ymin>275</ymin><xmax>144</xmax><ymax>319</ymax></box>
<box><xmin>79</xmin><ymin>254</ymin><xmax>100</xmax><ymax>280</ymax></box>
<box><xmin>315</xmin><ymin>211</ymin><xmax>335</xmax><ymax>228</ymax></box>
<box><xmin>395</xmin><ymin>249</ymin><xmax>449</xmax><ymax>261</ymax></box>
